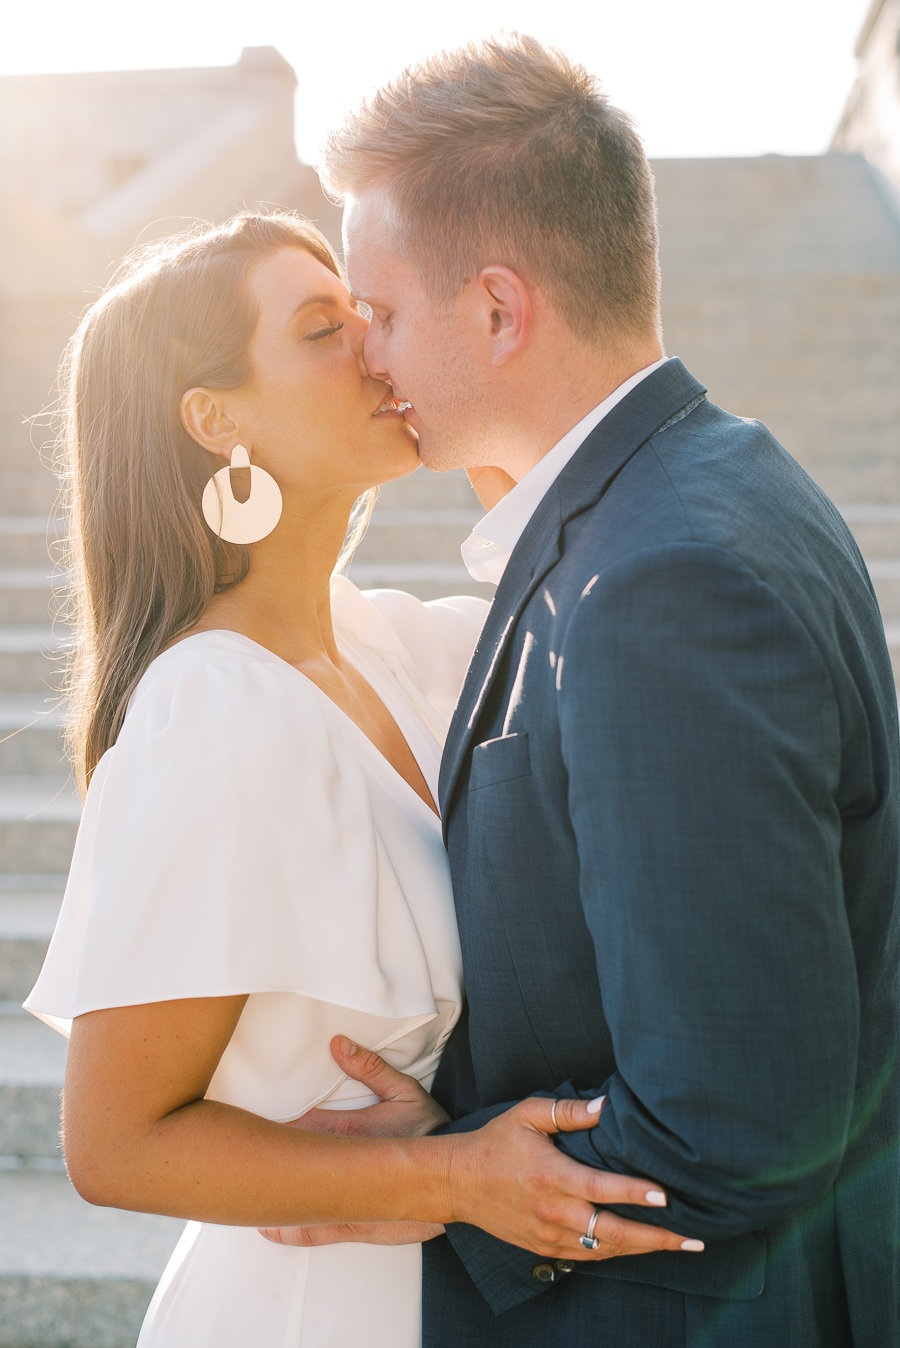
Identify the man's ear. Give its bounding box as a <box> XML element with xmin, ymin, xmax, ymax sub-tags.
<box><xmin>180</xmin><ymin>388</ymin><xmax>240</xmax><ymax>460</ymax></box>
<box><xmin>475</xmin><ymin>266</ymin><xmax>532</xmax><ymax>365</ymax></box>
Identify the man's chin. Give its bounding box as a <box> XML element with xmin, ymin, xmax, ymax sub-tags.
<box><xmin>414</xmin><ymin>441</ymin><xmax>468</xmax><ymax>475</ymax></box>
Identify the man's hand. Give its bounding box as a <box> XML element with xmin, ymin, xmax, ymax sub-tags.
<box><xmin>261</xmin><ymin>1037</ymin><xmax>445</xmax><ymax>1247</ymax></box>
<box><xmin>278</xmin><ymin>1035</ymin><xmax>448</xmax><ymax>1141</ymax></box>
<box><xmin>262</xmin><ymin>1218</ymin><xmax>444</xmax><ymax>1247</ymax></box>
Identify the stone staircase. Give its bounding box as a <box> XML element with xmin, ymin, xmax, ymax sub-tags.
<box><xmin>0</xmin><ymin>446</ymin><xmax>183</xmax><ymax>1348</ymax></box>
<box><xmin>0</xmin><ymin>151</ymin><xmax>898</xmax><ymax>1347</ymax></box>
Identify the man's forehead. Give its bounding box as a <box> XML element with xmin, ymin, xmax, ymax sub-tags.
<box><xmin>342</xmin><ymin>196</ymin><xmax>407</xmax><ymax>295</ymax></box>
<box><xmin>344</xmin><ymin>192</ymin><xmax>387</xmax><ymax>249</ymax></box>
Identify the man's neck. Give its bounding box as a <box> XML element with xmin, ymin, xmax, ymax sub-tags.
<box><xmin>499</xmin><ymin>334</ymin><xmax>665</xmax><ymax>483</ymax></box>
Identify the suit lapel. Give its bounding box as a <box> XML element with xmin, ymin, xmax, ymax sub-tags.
<box><xmin>439</xmin><ymin>359</ymin><xmax>708</xmax><ymax>830</ymax></box>
<box><xmin>439</xmin><ymin>500</ymin><xmax>563</xmax><ymax>830</ymax></box>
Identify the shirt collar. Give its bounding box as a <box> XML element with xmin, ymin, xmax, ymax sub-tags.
<box><xmin>461</xmin><ymin>357</ymin><xmax>670</xmax><ymax>584</ymax></box>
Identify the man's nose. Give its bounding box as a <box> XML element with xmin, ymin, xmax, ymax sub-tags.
<box><xmin>361</xmin><ymin>323</ymin><xmax>389</xmax><ymax>382</ymax></box>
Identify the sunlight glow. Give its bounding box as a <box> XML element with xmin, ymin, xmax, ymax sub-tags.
<box><xmin>2</xmin><ymin>0</ymin><xmax>871</xmax><ymax>164</ymax></box>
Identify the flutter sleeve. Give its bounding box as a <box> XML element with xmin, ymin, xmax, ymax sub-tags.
<box><xmin>24</xmin><ymin>647</ymin><xmax>456</xmax><ymax>1036</ymax></box>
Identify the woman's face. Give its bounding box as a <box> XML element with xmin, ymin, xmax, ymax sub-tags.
<box><xmin>230</xmin><ymin>246</ymin><xmax>420</xmax><ymax>500</ymax></box>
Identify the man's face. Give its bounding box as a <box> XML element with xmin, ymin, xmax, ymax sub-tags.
<box><xmin>343</xmin><ymin>192</ymin><xmax>494</xmax><ymax>473</ymax></box>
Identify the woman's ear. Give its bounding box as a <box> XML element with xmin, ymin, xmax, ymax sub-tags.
<box><xmin>180</xmin><ymin>388</ymin><xmax>239</xmax><ymax>460</ymax></box>
<box><xmin>475</xmin><ymin>266</ymin><xmax>532</xmax><ymax>365</ymax></box>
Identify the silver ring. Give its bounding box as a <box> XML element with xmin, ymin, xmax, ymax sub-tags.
<box><xmin>579</xmin><ymin>1205</ymin><xmax>601</xmax><ymax>1251</ymax></box>
<box><xmin>549</xmin><ymin>1099</ymin><xmax>561</xmax><ymax>1132</ymax></box>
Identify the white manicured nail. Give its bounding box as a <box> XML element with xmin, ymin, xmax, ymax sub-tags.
<box><xmin>681</xmin><ymin>1239</ymin><xmax>705</xmax><ymax>1251</ymax></box>
<box><xmin>645</xmin><ymin>1189</ymin><xmax>667</xmax><ymax>1206</ymax></box>
<box><xmin>586</xmin><ymin>1095</ymin><xmax>606</xmax><ymax>1115</ymax></box>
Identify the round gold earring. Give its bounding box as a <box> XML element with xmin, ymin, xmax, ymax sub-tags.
<box><xmin>201</xmin><ymin>445</ymin><xmax>282</xmax><ymax>544</ymax></box>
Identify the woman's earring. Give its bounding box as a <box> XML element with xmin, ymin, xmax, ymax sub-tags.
<box><xmin>201</xmin><ymin>445</ymin><xmax>283</xmax><ymax>545</ymax></box>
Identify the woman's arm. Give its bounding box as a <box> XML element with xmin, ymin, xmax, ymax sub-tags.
<box><xmin>65</xmin><ymin>997</ymin><xmax>446</xmax><ymax>1227</ymax></box>
<box><xmin>64</xmin><ymin>1000</ymin><xmax>693</xmax><ymax>1259</ymax></box>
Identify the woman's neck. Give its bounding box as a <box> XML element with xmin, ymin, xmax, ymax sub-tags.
<box><xmin>194</xmin><ymin>496</ymin><xmax>352</xmax><ymax>669</ymax></box>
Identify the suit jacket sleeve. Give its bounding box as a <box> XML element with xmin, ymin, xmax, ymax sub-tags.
<box><xmin>551</xmin><ymin>541</ymin><xmax>855</xmax><ymax>1238</ymax></box>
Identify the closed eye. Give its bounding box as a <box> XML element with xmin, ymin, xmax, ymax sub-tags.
<box><xmin>306</xmin><ymin>322</ymin><xmax>344</xmax><ymax>342</ymax></box>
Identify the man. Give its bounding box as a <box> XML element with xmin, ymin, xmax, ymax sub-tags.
<box><xmin>278</xmin><ymin>35</ymin><xmax>900</xmax><ymax>1344</ymax></box>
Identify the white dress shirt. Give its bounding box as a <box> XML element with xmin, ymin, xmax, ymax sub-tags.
<box><xmin>461</xmin><ymin>357</ymin><xmax>669</xmax><ymax>584</ymax></box>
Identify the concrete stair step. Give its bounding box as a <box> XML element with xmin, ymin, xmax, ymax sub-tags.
<box><xmin>0</xmin><ymin>885</ymin><xmax>62</xmax><ymax>1002</ymax></box>
<box><xmin>869</xmin><ymin>563</ymin><xmax>900</xmax><ymax>621</ymax></box>
<box><xmin>0</xmin><ymin>517</ymin><xmax>63</xmax><ymax>569</ymax></box>
<box><xmin>838</xmin><ymin>505</ymin><xmax>900</xmax><ymax>558</ymax></box>
<box><xmin>0</xmin><ymin>1002</ymin><xmax>66</xmax><ymax>1159</ymax></box>
<box><xmin>355</xmin><ymin>510</ymin><xmax>480</xmax><ymax>566</ymax></box>
<box><xmin>885</xmin><ymin>622</ymin><xmax>900</xmax><ymax>694</ymax></box>
<box><xmin>798</xmin><ymin>461</ymin><xmax>899</xmax><ymax>507</ymax></box>
<box><xmin>0</xmin><ymin>776</ymin><xmax>80</xmax><ymax>874</ymax></box>
<box><xmin>0</xmin><ymin>626</ymin><xmax>69</xmax><ymax>695</ymax></box>
<box><xmin>654</xmin><ymin>156</ymin><xmax>900</xmax><ymax>278</ymax></box>
<box><xmin>0</xmin><ymin>1167</ymin><xmax>181</xmax><ymax>1348</ymax></box>
<box><xmin>0</xmin><ymin>696</ymin><xmax>66</xmax><ymax>776</ymax></box>
<box><xmin>0</xmin><ymin>469</ymin><xmax>58</xmax><ymax>516</ymax></box>
<box><xmin>346</xmin><ymin>560</ymin><xmax>494</xmax><ymax>602</ymax></box>
<box><xmin>0</xmin><ymin>441</ymin><xmax>56</xmax><ymax>471</ymax></box>
<box><xmin>0</xmin><ymin>570</ymin><xmax>62</xmax><ymax>625</ymax></box>
<box><xmin>374</xmin><ymin>467</ymin><xmax>480</xmax><ymax>511</ymax></box>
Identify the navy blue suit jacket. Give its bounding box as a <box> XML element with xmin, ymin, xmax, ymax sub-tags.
<box><xmin>424</xmin><ymin>360</ymin><xmax>900</xmax><ymax>1346</ymax></box>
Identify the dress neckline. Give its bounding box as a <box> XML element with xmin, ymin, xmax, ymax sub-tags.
<box><xmin>158</xmin><ymin>627</ymin><xmax>443</xmax><ymax>825</ymax></box>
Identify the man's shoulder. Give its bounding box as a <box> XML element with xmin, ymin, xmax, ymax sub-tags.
<box><xmin>547</xmin><ymin>396</ymin><xmax>869</xmax><ymax>628</ymax></box>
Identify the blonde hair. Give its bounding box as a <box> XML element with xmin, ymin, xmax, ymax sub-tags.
<box><xmin>57</xmin><ymin>211</ymin><xmax>373</xmax><ymax>793</ymax></box>
<box><xmin>322</xmin><ymin>33</ymin><xmax>660</xmax><ymax>344</ymax></box>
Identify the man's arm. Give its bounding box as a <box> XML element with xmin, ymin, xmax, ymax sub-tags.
<box><xmin>552</xmin><ymin>541</ymin><xmax>855</xmax><ymax>1238</ymax></box>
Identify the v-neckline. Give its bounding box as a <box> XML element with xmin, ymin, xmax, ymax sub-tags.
<box><xmin>169</xmin><ymin>628</ymin><xmax>442</xmax><ymax>823</ymax></box>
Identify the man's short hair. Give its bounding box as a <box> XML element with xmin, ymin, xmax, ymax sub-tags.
<box><xmin>323</xmin><ymin>33</ymin><xmax>661</xmax><ymax>345</ymax></box>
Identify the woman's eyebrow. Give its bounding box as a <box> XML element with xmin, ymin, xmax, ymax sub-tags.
<box><xmin>287</xmin><ymin>294</ymin><xmax>342</xmax><ymax>323</ymax></box>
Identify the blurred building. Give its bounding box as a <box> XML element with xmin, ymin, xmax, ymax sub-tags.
<box><xmin>0</xmin><ymin>46</ymin><xmax>341</xmax><ymax>450</ymax></box>
<box><xmin>833</xmin><ymin>0</ymin><xmax>900</xmax><ymax>191</ymax></box>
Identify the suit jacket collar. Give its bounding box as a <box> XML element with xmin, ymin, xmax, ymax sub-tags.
<box><xmin>438</xmin><ymin>358</ymin><xmax>707</xmax><ymax>830</ymax></box>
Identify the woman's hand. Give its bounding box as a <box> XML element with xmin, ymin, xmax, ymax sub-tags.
<box><xmin>445</xmin><ymin>1094</ymin><xmax>702</xmax><ymax>1260</ymax></box>
<box><xmin>260</xmin><ymin>1039</ymin><xmax>704</xmax><ymax>1260</ymax></box>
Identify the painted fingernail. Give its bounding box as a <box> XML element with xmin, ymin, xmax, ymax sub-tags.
<box><xmin>586</xmin><ymin>1095</ymin><xmax>606</xmax><ymax>1115</ymax></box>
<box><xmin>681</xmin><ymin>1239</ymin><xmax>705</xmax><ymax>1251</ymax></box>
<box><xmin>645</xmin><ymin>1189</ymin><xmax>667</xmax><ymax>1206</ymax></box>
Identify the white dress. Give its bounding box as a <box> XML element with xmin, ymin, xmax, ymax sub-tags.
<box><xmin>25</xmin><ymin>576</ymin><xmax>488</xmax><ymax>1348</ymax></box>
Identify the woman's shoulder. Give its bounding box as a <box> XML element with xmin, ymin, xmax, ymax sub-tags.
<box><xmin>130</xmin><ymin>630</ymin><xmax>300</xmax><ymax>708</ymax></box>
<box><xmin>111</xmin><ymin>631</ymin><xmax>330</xmax><ymax>778</ymax></box>
<box><xmin>134</xmin><ymin>628</ymin><xmax>282</xmax><ymax>688</ymax></box>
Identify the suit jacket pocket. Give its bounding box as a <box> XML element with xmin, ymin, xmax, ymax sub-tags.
<box><xmin>469</xmin><ymin>732</ymin><xmax>532</xmax><ymax>789</ymax></box>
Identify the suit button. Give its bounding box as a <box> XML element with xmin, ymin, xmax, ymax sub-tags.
<box><xmin>554</xmin><ymin>1260</ymin><xmax>575</xmax><ymax>1274</ymax></box>
<box><xmin>532</xmin><ymin>1263</ymin><xmax>556</xmax><ymax>1283</ymax></box>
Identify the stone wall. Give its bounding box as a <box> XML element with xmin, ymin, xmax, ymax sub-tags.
<box><xmin>0</xmin><ymin>47</ymin><xmax>340</xmax><ymax>455</ymax></box>
<box><xmin>833</xmin><ymin>0</ymin><xmax>900</xmax><ymax>193</ymax></box>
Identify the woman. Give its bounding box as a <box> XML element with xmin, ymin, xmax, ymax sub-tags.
<box><xmin>25</xmin><ymin>212</ymin><xmax>689</xmax><ymax>1347</ymax></box>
